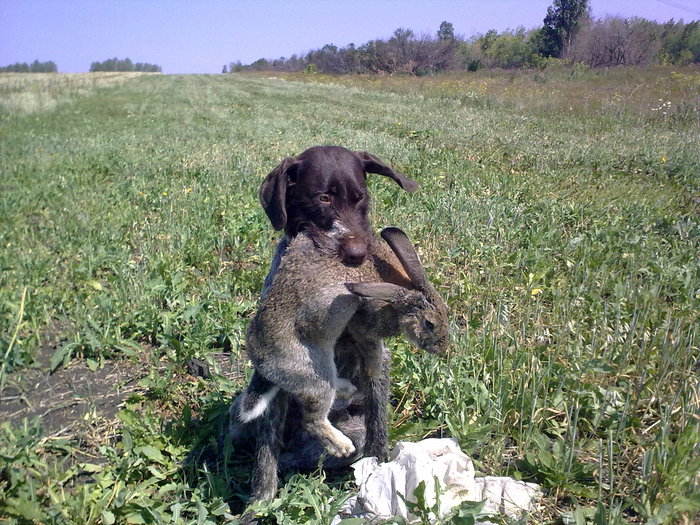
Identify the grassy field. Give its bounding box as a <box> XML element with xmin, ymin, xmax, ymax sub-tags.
<box><xmin>0</xmin><ymin>68</ymin><xmax>698</xmax><ymax>524</ymax></box>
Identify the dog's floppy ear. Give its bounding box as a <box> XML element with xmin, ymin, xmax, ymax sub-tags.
<box><xmin>259</xmin><ymin>156</ymin><xmax>300</xmax><ymax>230</ymax></box>
<box><xmin>355</xmin><ymin>151</ymin><xmax>418</xmax><ymax>192</ymax></box>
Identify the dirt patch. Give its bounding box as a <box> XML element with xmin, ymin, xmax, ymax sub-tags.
<box><xmin>0</xmin><ymin>341</ymin><xmax>240</xmax><ymax>449</ymax></box>
<box><xmin>0</xmin><ymin>350</ymin><xmax>149</xmax><ymax>445</ymax></box>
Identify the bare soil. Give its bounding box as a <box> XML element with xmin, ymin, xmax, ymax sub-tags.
<box><xmin>0</xmin><ymin>339</ymin><xmax>238</xmax><ymax>451</ymax></box>
<box><xmin>0</xmin><ymin>345</ymin><xmax>149</xmax><ymax>446</ymax></box>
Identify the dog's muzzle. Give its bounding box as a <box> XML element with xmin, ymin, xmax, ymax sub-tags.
<box><xmin>330</xmin><ymin>220</ymin><xmax>368</xmax><ymax>266</ymax></box>
<box><xmin>339</xmin><ymin>234</ymin><xmax>368</xmax><ymax>266</ymax></box>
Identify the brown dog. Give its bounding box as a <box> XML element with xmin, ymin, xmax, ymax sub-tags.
<box><xmin>259</xmin><ymin>145</ymin><xmax>417</xmax><ymax>266</ymax></box>
<box><xmin>232</xmin><ymin>146</ymin><xmax>423</xmax><ymax>503</ymax></box>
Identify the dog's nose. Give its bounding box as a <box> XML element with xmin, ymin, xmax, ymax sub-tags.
<box><xmin>341</xmin><ymin>236</ymin><xmax>367</xmax><ymax>266</ymax></box>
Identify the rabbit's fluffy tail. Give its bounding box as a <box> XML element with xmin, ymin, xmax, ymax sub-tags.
<box><xmin>239</xmin><ymin>372</ymin><xmax>279</xmax><ymax>423</ymax></box>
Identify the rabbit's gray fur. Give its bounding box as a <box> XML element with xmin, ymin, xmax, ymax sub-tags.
<box><xmin>230</xmin><ymin>226</ymin><xmax>448</xmax><ymax>501</ymax></box>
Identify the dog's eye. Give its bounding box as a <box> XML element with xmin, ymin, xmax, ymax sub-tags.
<box><xmin>318</xmin><ymin>194</ymin><xmax>331</xmax><ymax>203</ymax></box>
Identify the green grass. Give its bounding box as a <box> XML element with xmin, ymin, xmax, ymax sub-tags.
<box><xmin>0</xmin><ymin>69</ymin><xmax>698</xmax><ymax>524</ymax></box>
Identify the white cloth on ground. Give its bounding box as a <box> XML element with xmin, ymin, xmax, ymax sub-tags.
<box><xmin>334</xmin><ymin>438</ymin><xmax>540</xmax><ymax>523</ymax></box>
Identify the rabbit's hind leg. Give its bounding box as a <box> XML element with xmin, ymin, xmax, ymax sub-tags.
<box><xmin>316</xmin><ymin>418</ymin><xmax>356</xmax><ymax>457</ymax></box>
<box><xmin>295</xmin><ymin>382</ymin><xmax>356</xmax><ymax>457</ymax></box>
<box><xmin>269</xmin><ymin>349</ymin><xmax>356</xmax><ymax>458</ymax></box>
<box><xmin>294</xmin><ymin>378</ymin><xmax>356</xmax><ymax>457</ymax></box>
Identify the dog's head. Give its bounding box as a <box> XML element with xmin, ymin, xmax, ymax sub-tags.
<box><xmin>259</xmin><ymin>146</ymin><xmax>417</xmax><ymax>266</ymax></box>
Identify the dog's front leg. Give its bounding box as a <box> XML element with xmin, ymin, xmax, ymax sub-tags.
<box><xmin>249</xmin><ymin>391</ymin><xmax>288</xmax><ymax>502</ymax></box>
<box><xmin>362</xmin><ymin>340</ymin><xmax>391</xmax><ymax>462</ymax></box>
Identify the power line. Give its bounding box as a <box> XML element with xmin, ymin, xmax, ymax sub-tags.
<box><xmin>656</xmin><ymin>0</ymin><xmax>700</xmax><ymax>17</ymax></box>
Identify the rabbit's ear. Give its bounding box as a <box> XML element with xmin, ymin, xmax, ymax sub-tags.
<box><xmin>345</xmin><ymin>282</ymin><xmax>409</xmax><ymax>302</ymax></box>
<box><xmin>380</xmin><ymin>227</ymin><xmax>429</xmax><ymax>292</ymax></box>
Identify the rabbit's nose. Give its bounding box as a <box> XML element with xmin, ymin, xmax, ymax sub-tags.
<box><xmin>341</xmin><ymin>236</ymin><xmax>367</xmax><ymax>266</ymax></box>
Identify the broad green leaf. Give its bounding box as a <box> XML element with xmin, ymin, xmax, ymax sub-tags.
<box><xmin>101</xmin><ymin>509</ymin><xmax>116</xmax><ymax>525</ymax></box>
<box><xmin>134</xmin><ymin>444</ymin><xmax>165</xmax><ymax>464</ymax></box>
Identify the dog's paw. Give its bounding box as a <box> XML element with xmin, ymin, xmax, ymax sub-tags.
<box><xmin>335</xmin><ymin>377</ymin><xmax>358</xmax><ymax>399</ymax></box>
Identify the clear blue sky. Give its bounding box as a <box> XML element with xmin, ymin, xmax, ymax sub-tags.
<box><xmin>1</xmin><ymin>0</ymin><xmax>698</xmax><ymax>74</ymax></box>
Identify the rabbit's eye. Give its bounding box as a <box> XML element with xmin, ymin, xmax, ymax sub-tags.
<box><xmin>423</xmin><ymin>319</ymin><xmax>435</xmax><ymax>331</ymax></box>
<box><xmin>318</xmin><ymin>194</ymin><xmax>331</xmax><ymax>203</ymax></box>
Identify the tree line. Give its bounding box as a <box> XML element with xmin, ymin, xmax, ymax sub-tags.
<box><xmin>0</xmin><ymin>60</ymin><xmax>57</xmax><ymax>73</ymax></box>
<box><xmin>0</xmin><ymin>58</ymin><xmax>162</xmax><ymax>73</ymax></box>
<box><xmin>89</xmin><ymin>58</ymin><xmax>162</xmax><ymax>73</ymax></box>
<box><xmin>227</xmin><ymin>0</ymin><xmax>699</xmax><ymax>74</ymax></box>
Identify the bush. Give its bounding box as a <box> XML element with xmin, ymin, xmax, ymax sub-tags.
<box><xmin>467</xmin><ymin>59</ymin><xmax>482</xmax><ymax>72</ymax></box>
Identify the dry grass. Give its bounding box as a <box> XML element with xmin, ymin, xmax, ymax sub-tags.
<box><xmin>0</xmin><ymin>72</ymin><xmax>149</xmax><ymax>115</ymax></box>
<box><xmin>266</xmin><ymin>65</ymin><xmax>700</xmax><ymax>124</ymax></box>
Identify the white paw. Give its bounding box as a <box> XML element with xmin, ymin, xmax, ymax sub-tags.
<box><xmin>324</xmin><ymin>424</ymin><xmax>356</xmax><ymax>457</ymax></box>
